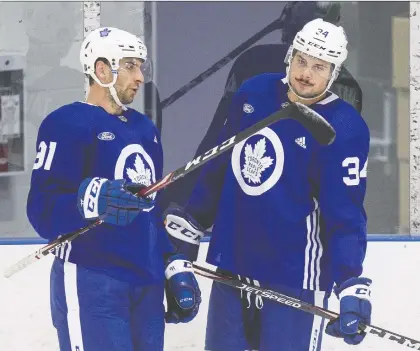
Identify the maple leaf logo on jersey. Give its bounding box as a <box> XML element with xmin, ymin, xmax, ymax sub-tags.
<box><xmin>126</xmin><ymin>154</ymin><xmax>152</xmax><ymax>187</ymax></box>
<box><xmin>242</xmin><ymin>137</ymin><xmax>274</xmax><ymax>184</ymax></box>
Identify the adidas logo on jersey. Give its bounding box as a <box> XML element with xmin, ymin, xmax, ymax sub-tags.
<box><xmin>295</xmin><ymin>137</ymin><xmax>306</xmax><ymax>149</ymax></box>
<box><xmin>154</xmin><ymin>136</ymin><xmax>158</xmax><ymax>143</ymax></box>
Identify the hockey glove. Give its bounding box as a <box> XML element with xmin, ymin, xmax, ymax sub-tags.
<box><xmin>163</xmin><ymin>204</ymin><xmax>205</xmax><ymax>262</ymax></box>
<box><xmin>77</xmin><ymin>177</ymin><xmax>155</xmax><ymax>226</ymax></box>
<box><xmin>165</xmin><ymin>254</ymin><xmax>202</xmax><ymax>324</ymax></box>
<box><xmin>325</xmin><ymin>277</ymin><xmax>372</xmax><ymax>345</ymax></box>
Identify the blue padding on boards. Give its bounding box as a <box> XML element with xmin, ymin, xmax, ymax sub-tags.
<box><xmin>1</xmin><ymin>234</ymin><xmax>420</xmax><ymax>245</ymax></box>
<box><xmin>0</xmin><ymin>238</ymin><xmax>49</xmax><ymax>245</ymax></box>
<box><xmin>199</xmin><ymin>234</ymin><xmax>420</xmax><ymax>243</ymax></box>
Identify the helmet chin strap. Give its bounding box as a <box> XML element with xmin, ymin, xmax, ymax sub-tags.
<box><xmin>91</xmin><ymin>71</ymin><xmax>128</xmax><ymax>112</ymax></box>
<box><xmin>109</xmin><ymin>84</ymin><xmax>128</xmax><ymax>111</ymax></box>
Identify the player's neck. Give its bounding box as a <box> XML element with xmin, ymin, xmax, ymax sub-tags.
<box><xmin>85</xmin><ymin>86</ymin><xmax>123</xmax><ymax>115</ymax></box>
<box><xmin>287</xmin><ymin>90</ymin><xmax>326</xmax><ymax>106</ymax></box>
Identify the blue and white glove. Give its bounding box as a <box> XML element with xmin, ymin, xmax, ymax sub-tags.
<box><xmin>325</xmin><ymin>277</ymin><xmax>372</xmax><ymax>345</ymax></box>
<box><xmin>165</xmin><ymin>254</ymin><xmax>202</xmax><ymax>324</ymax></box>
<box><xmin>164</xmin><ymin>205</ymin><xmax>205</xmax><ymax>262</ymax></box>
<box><xmin>77</xmin><ymin>177</ymin><xmax>155</xmax><ymax>226</ymax></box>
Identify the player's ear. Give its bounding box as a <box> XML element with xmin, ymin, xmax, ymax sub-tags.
<box><xmin>97</xmin><ymin>62</ymin><xmax>107</xmax><ymax>80</ymax></box>
<box><xmin>94</xmin><ymin>59</ymin><xmax>111</xmax><ymax>83</ymax></box>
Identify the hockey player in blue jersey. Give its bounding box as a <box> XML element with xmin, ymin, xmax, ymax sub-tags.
<box><xmin>158</xmin><ymin>1</ymin><xmax>363</xmax><ymax>218</ymax></box>
<box><xmin>164</xmin><ymin>19</ymin><xmax>372</xmax><ymax>350</ymax></box>
<box><xmin>26</xmin><ymin>27</ymin><xmax>201</xmax><ymax>351</ymax></box>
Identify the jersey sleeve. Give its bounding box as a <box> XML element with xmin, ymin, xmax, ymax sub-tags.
<box><xmin>26</xmin><ymin>110</ymin><xmax>93</xmax><ymax>240</ymax></box>
<box><xmin>314</xmin><ymin>112</ymin><xmax>370</xmax><ymax>287</ymax></box>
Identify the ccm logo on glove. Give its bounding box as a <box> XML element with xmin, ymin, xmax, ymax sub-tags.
<box><xmin>78</xmin><ymin>177</ymin><xmax>155</xmax><ymax>226</ymax></box>
<box><xmin>165</xmin><ymin>215</ymin><xmax>204</xmax><ymax>244</ymax></box>
<box><xmin>84</xmin><ymin>177</ymin><xmax>108</xmax><ymax>218</ymax></box>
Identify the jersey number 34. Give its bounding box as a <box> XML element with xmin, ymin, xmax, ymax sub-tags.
<box><xmin>342</xmin><ymin>157</ymin><xmax>367</xmax><ymax>186</ymax></box>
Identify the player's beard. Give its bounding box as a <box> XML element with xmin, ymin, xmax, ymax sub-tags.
<box><xmin>290</xmin><ymin>77</ymin><xmax>328</xmax><ymax>100</ymax></box>
<box><xmin>112</xmin><ymin>86</ymin><xmax>136</xmax><ymax>105</ymax></box>
<box><xmin>119</xmin><ymin>90</ymin><xmax>135</xmax><ymax>105</ymax></box>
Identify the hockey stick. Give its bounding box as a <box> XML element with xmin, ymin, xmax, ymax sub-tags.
<box><xmin>3</xmin><ymin>102</ymin><xmax>335</xmax><ymax>278</ymax></box>
<box><xmin>159</xmin><ymin>2</ymin><xmax>341</xmax><ymax>109</ymax></box>
<box><xmin>160</xmin><ymin>18</ymin><xmax>283</xmax><ymax>109</ymax></box>
<box><xmin>193</xmin><ymin>263</ymin><xmax>420</xmax><ymax>350</ymax></box>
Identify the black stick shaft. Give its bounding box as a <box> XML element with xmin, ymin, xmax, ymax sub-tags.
<box><xmin>193</xmin><ymin>264</ymin><xmax>420</xmax><ymax>350</ymax></box>
<box><xmin>160</xmin><ymin>20</ymin><xmax>281</xmax><ymax>109</ymax></box>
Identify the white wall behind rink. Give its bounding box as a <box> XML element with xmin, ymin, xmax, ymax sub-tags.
<box><xmin>1</xmin><ymin>240</ymin><xmax>420</xmax><ymax>351</ymax></box>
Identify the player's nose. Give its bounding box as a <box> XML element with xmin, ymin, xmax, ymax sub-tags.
<box><xmin>134</xmin><ymin>69</ymin><xmax>145</xmax><ymax>84</ymax></box>
<box><xmin>301</xmin><ymin>66</ymin><xmax>313</xmax><ymax>78</ymax></box>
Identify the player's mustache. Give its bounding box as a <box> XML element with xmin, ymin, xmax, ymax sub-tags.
<box><xmin>295</xmin><ymin>78</ymin><xmax>314</xmax><ymax>86</ymax></box>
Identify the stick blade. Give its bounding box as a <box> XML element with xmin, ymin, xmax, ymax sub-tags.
<box><xmin>292</xmin><ymin>102</ymin><xmax>336</xmax><ymax>146</ymax></box>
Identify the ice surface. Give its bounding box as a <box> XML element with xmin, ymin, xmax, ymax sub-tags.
<box><xmin>1</xmin><ymin>242</ymin><xmax>419</xmax><ymax>350</ymax></box>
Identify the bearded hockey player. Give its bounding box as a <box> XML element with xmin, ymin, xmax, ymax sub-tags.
<box><xmin>164</xmin><ymin>19</ymin><xmax>371</xmax><ymax>350</ymax></box>
<box><xmin>26</xmin><ymin>27</ymin><xmax>201</xmax><ymax>351</ymax></box>
<box><xmin>159</xmin><ymin>1</ymin><xmax>363</xmax><ymax>219</ymax></box>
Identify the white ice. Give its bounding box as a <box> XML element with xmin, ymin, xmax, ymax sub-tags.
<box><xmin>1</xmin><ymin>242</ymin><xmax>419</xmax><ymax>350</ymax></box>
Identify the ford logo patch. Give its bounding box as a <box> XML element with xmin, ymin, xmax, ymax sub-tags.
<box><xmin>97</xmin><ymin>132</ymin><xmax>115</xmax><ymax>141</ymax></box>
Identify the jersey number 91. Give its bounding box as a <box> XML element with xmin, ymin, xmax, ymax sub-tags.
<box><xmin>33</xmin><ymin>141</ymin><xmax>57</xmax><ymax>171</ymax></box>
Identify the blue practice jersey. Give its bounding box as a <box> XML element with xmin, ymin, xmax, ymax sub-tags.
<box><xmin>185</xmin><ymin>73</ymin><xmax>370</xmax><ymax>292</ymax></box>
<box><xmin>27</xmin><ymin>101</ymin><xmax>173</xmax><ymax>285</ymax></box>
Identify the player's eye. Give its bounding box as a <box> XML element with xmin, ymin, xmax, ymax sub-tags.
<box><xmin>297</xmin><ymin>58</ymin><xmax>306</xmax><ymax>66</ymax></box>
